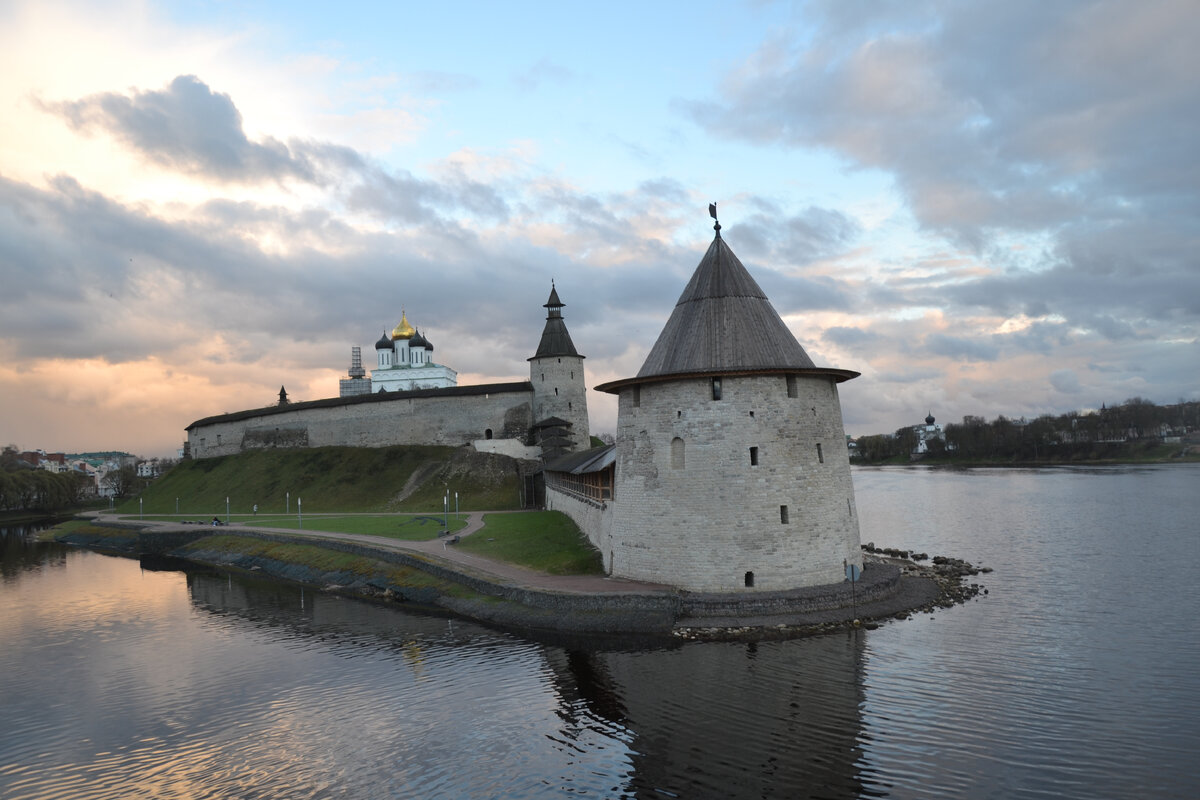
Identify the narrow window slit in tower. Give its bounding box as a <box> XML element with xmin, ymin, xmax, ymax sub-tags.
<box><xmin>671</xmin><ymin>437</ymin><xmax>685</xmax><ymax>469</ymax></box>
<box><xmin>780</xmin><ymin>505</ymin><xmax>789</xmax><ymax>524</ymax></box>
<box><xmin>744</xmin><ymin>571</ymin><xmax>755</xmax><ymax>588</ymax></box>
<box><xmin>711</xmin><ymin>377</ymin><xmax>722</xmax><ymax>401</ymax></box>
<box><xmin>632</xmin><ymin>386</ymin><xmax>641</xmax><ymax>407</ymax></box>
<box><xmin>750</xmin><ymin>446</ymin><xmax>759</xmax><ymax>466</ymax></box>
<box><xmin>786</xmin><ymin>375</ymin><xmax>798</xmax><ymax>398</ymax></box>
<box><xmin>817</xmin><ymin>443</ymin><xmax>824</xmax><ymax>463</ymax></box>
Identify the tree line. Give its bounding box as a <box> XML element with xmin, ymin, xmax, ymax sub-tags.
<box><xmin>0</xmin><ymin>469</ymin><xmax>93</xmax><ymax>512</ymax></box>
<box><xmin>854</xmin><ymin>398</ymin><xmax>1200</xmax><ymax>463</ymax></box>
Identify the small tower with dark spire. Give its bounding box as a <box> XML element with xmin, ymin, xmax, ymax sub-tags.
<box><xmin>529</xmin><ymin>282</ymin><xmax>589</xmax><ymax>456</ymax></box>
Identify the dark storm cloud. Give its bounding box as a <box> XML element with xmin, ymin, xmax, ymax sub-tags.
<box><xmin>685</xmin><ymin>0</ymin><xmax>1200</xmax><ymax>343</ymax></box>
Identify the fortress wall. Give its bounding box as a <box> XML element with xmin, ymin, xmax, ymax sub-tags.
<box><xmin>608</xmin><ymin>374</ymin><xmax>861</xmax><ymax>592</ymax></box>
<box><xmin>545</xmin><ymin>487</ymin><xmax>615</xmax><ymax>571</ymax></box>
<box><xmin>188</xmin><ymin>389</ymin><xmax>534</xmax><ymax>459</ymax></box>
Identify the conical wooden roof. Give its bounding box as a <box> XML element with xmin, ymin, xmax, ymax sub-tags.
<box><xmin>530</xmin><ymin>283</ymin><xmax>582</xmax><ymax>360</ymax></box>
<box><xmin>595</xmin><ymin>231</ymin><xmax>858</xmax><ymax>394</ymax></box>
<box><xmin>636</xmin><ymin>234</ymin><xmax>816</xmax><ymax>377</ymax></box>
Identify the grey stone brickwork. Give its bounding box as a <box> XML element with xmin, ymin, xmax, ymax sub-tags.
<box><xmin>601</xmin><ymin>373</ymin><xmax>862</xmax><ymax>592</ymax></box>
<box><xmin>530</xmin><ymin>353</ymin><xmax>590</xmax><ymax>449</ymax></box>
<box><xmin>187</xmin><ymin>383</ymin><xmax>535</xmax><ymax>458</ymax></box>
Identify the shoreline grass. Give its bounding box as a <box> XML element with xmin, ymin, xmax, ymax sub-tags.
<box><xmin>459</xmin><ymin>511</ymin><xmax>603</xmax><ymax>575</ymax></box>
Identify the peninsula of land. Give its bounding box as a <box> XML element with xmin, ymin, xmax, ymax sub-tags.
<box><xmin>51</xmin><ymin>511</ymin><xmax>984</xmax><ymax>641</ymax></box>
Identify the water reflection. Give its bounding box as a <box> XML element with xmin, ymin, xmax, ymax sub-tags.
<box><xmin>0</xmin><ymin>523</ymin><xmax>68</xmax><ymax>580</ymax></box>
<box><xmin>548</xmin><ymin>636</ymin><xmax>883</xmax><ymax>799</ymax></box>
<box><xmin>182</xmin><ymin>566</ymin><xmax>882</xmax><ymax>798</ymax></box>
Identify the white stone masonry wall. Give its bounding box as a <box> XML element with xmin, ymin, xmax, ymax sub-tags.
<box><xmin>607</xmin><ymin>373</ymin><xmax>861</xmax><ymax>592</ymax></box>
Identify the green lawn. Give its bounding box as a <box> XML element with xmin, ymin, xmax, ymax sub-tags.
<box><xmin>460</xmin><ymin>512</ymin><xmax>603</xmax><ymax>575</ymax></box>
<box><xmin>117</xmin><ymin>445</ymin><xmax>522</xmax><ymax>514</ymax></box>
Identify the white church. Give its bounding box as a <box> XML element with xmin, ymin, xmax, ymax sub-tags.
<box><xmin>339</xmin><ymin>310</ymin><xmax>458</xmax><ymax>397</ymax></box>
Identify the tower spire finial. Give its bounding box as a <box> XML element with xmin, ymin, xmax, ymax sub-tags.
<box><xmin>709</xmin><ymin>202</ymin><xmax>721</xmax><ymax>238</ymax></box>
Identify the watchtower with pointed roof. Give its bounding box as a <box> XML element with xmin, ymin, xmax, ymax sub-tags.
<box><xmin>529</xmin><ymin>283</ymin><xmax>589</xmax><ymax>455</ymax></box>
<box><xmin>593</xmin><ymin>220</ymin><xmax>862</xmax><ymax>592</ymax></box>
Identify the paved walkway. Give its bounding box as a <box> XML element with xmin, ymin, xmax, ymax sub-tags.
<box><xmin>85</xmin><ymin>510</ymin><xmax>676</xmax><ymax>596</ymax></box>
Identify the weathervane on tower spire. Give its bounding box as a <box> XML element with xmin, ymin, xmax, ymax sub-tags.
<box><xmin>709</xmin><ymin>202</ymin><xmax>721</xmax><ymax>238</ymax></box>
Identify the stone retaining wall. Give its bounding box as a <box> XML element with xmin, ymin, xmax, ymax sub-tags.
<box><xmin>83</xmin><ymin>523</ymin><xmax>905</xmax><ymax>633</ymax></box>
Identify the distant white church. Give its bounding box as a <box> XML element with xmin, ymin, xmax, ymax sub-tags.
<box><xmin>913</xmin><ymin>411</ymin><xmax>950</xmax><ymax>454</ymax></box>
<box><xmin>338</xmin><ymin>310</ymin><xmax>457</xmax><ymax>397</ymax></box>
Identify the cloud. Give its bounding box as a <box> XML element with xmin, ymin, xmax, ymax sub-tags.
<box><xmin>684</xmin><ymin>1</ymin><xmax>1200</xmax><ymax>348</ymax></box>
<box><xmin>925</xmin><ymin>333</ymin><xmax>999</xmax><ymax>362</ymax></box>
<box><xmin>46</xmin><ymin>75</ymin><xmax>332</xmax><ymax>183</ymax></box>
<box><xmin>513</xmin><ymin>58</ymin><xmax>576</xmax><ymax>91</ymax></box>
<box><xmin>822</xmin><ymin>325</ymin><xmax>882</xmax><ymax>349</ymax></box>
<box><xmin>1050</xmin><ymin>369</ymin><xmax>1082</xmax><ymax>394</ymax></box>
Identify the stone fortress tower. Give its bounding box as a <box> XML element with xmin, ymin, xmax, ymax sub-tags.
<box><xmin>529</xmin><ymin>283</ymin><xmax>590</xmax><ymax>458</ymax></box>
<box><xmin>593</xmin><ymin>212</ymin><xmax>863</xmax><ymax>592</ymax></box>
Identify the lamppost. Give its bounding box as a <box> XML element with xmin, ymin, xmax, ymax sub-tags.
<box><xmin>225</xmin><ymin>496</ymin><xmax>230</xmax><ymax>524</ymax></box>
<box><xmin>139</xmin><ymin>497</ymin><xmax>143</xmax><ymax>520</ymax></box>
<box><xmin>175</xmin><ymin>497</ymin><xmax>179</xmax><ymax>515</ymax></box>
<box><xmin>286</xmin><ymin>491</ymin><xmax>290</xmax><ymax>514</ymax></box>
<box><xmin>298</xmin><ymin>497</ymin><xmax>302</xmax><ymax>529</ymax></box>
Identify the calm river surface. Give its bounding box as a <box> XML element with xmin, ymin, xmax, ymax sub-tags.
<box><xmin>2</xmin><ymin>464</ymin><xmax>1198</xmax><ymax>799</ymax></box>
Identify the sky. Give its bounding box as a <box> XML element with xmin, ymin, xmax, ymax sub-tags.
<box><xmin>1</xmin><ymin>0</ymin><xmax>1197</xmax><ymax>458</ymax></box>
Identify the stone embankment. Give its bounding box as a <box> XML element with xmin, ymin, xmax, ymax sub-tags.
<box><xmin>57</xmin><ymin>514</ymin><xmax>988</xmax><ymax>641</ymax></box>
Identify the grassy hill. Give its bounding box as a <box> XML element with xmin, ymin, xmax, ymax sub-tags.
<box><xmin>119</xmin><ymin>445</ymin><xmax>526</xmax><ymax>515</ymax></box>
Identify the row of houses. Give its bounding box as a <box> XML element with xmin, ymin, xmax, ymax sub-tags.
<box><xmin>7</xmin><ymin>450</ymin><xmax>170</xmax><ymax>497</ymax></box>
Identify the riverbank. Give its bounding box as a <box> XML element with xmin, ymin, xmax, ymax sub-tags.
<box><xmin>50</xmin><ymin>512</ymin><xmax>983</xmax><ymax>641</ymax></box>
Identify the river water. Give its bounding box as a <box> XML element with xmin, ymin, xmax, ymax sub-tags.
<box><xmin>2</xmin><ymin>464</ymin><xmax>1198</xmax><ymax>799</ymax></box>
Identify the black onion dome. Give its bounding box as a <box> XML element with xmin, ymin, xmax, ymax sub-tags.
<box><xmin>925</xmin><ymin>412</ymin><xmax>936</xmax><ymax>425</ymax></box>
<box><xmin>375</xmin><ymin>332</ymin><xmax>392</xmax><ymax>350</ymax></box>
<box><xmin>410</xmin><ymin>330</ymin><xmax>428</xmax><ymax>349</ymax></box>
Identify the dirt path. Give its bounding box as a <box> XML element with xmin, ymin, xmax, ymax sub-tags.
<box><xmin>85</xmin><ymin>510</ymin><xmax>674</xmax><ymax>596</ymax></box>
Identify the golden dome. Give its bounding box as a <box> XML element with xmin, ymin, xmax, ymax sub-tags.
<box><xmin>392</xmin><ymin>310</ymin><xmax>415</xmax><ymax>340</ymax></box>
